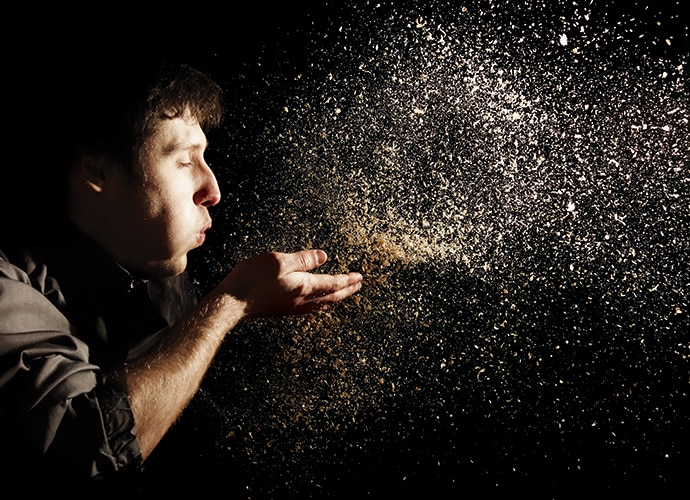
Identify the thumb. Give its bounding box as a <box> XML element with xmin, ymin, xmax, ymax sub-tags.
<box><xmin>293</xmin><ymin>249</ymin><xmax>328</xmax><ymax>272</ymax></box>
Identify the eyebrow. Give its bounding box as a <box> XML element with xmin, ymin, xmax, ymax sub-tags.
<box><xmin>161</xmin><ymin>138</ymin><xmax>209</xmax><ymax>156</ymax></box>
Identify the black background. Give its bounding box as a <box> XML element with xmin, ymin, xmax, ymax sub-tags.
<box><xmin>5</xmin><ymin>1</ymin><xmax>688</xmax><ymax>498</ymax></box>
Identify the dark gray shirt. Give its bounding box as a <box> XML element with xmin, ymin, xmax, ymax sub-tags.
<box><xmin>0</xmin><ymin>224</ymin><xmax>197</xmax><ymax>483</ymax></box>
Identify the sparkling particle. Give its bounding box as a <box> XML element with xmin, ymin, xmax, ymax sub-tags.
<box><xmin>180</xmin><ymin>1</ymin><xmax>690</xmax><ymax>497</ymax></box>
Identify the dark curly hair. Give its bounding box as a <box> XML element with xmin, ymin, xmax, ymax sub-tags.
<box><xmin>4</xmin><ymin>54</ymin><xmax>224</xmax><ymax>247</ymax></box>
<box><xmin>69</xmin><ymin>58</ymin><xmax>224</xmax><ymax>174</ymax></box>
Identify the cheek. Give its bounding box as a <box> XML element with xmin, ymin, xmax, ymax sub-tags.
<box><xmin>156</xmin><ymin>192</ymin><xmax>197</xmax><ymax>240</ymax></box>
<box><xmin>136</xmin><ymin>174</ymin><xmax>197</xmax><ymax>240</ymax></box>
<box><xmin>140</xmin><ymin>183</ymin><xmax>183</xmax><ymax>220</ymax></box>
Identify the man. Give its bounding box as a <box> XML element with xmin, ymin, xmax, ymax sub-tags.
<box><xmin>0</xmin><ymin>56</ymin><xmax>362</xmax><ymax>486</ymax></box>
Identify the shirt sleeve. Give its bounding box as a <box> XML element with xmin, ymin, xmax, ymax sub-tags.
<box><xmin>0</xmin><ymin>256</ymin><xmax>143</xmax><ymax>479</ymax></box>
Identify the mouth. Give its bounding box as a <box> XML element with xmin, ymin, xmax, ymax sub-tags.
<box><xmin>198</xmin><ymin>222</ymin><xmax>212</xmax><ymax>244</ymax></box>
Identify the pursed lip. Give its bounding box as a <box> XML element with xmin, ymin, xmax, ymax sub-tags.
<box><xmin>198</xmin><ymin>221</ymin><xmax>212</xmax><ymax>244</ymax></box>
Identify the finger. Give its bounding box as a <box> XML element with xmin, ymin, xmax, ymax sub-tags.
<box><xmin>306</xmin><ymin>273</ymin><xmax>363</xmax><ymax>301</ymax></box>
<box><xmin>290</xmin><ymin>249</ymin><xmax>328</xmax><ymax>273</ymax></box>
<box><xmin>312</xmin><ymin>271</ymin><xmax>362</xmax><ymax>292</ymax></box>
<box><xmin>325</xmin><ymin>279</ymin><xmax>362</xmax><ymax>302</ymax></box>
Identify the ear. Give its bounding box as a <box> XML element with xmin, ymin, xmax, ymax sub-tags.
<box><xmin>73</xmin><ymin>149</ymin><xmax>109</xmax><ymax>193</ymax></box>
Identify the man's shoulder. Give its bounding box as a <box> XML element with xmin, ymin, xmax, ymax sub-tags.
<box><xmin>0</xmin><ymin>245</ymin><xmax>67</xmax><ymax>304</ymax></box>
<box><xmin>0</xmin><ymin>247</ymin><xmax>73</xmax><ymax>337</ymax></box>
<box><xmin>0</xmin><ymin>247</ymin><xmax>35</xmax><ymax>283</ymax></box>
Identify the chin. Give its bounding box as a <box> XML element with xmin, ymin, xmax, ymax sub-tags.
<box><xmin>144</xmin><ymin>256</ymin><xmax>188</xmax><ymax>279</ymax></box>
<box><xmin>167</xmin><ymin>258</ymin><xmax>188</xmax><ymax>277</ymax></box>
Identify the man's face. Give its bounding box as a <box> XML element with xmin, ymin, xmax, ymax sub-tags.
<box><xmin>111</xmin><ymin>114</ymin><xmax>221</xmax><ymax>278</ymax></box>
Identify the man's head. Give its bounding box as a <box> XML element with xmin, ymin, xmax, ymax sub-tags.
<box><xmin>67</xmin><ymin>59</ymin><xmax>224</xmax><ymax>175</ymax></box>
<box><xmin>63</xmin><ymin>58</ymin><xmax>225</xmax><ymax>278</ymax></box>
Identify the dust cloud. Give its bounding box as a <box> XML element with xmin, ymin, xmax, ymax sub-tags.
<box><xmin>170</xmin><ymin>1</ymin><xmax>688</xmax><ymax>497</ymax></box>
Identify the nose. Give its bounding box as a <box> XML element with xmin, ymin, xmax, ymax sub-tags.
<box><xmin>194</xmin><ymin>160</ymin><xmax>221</xmax><ymax>207</ymax></box>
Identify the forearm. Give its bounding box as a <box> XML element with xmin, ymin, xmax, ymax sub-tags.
<box><xmin>118</xmin><ymin>249</ymin><xmax>361</xmax><ymax>459</ymax></box>
<box><xmin>120</xmin><ymin>290</ymin><xmax>247</xmax><ymax>459</ymax></box>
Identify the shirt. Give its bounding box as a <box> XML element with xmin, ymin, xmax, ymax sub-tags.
<box><xmin>0</xmin><ymin>221</ymin><xmax>198</xmax><ymax>485</ymax></box>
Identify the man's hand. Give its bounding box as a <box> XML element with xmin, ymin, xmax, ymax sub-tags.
<box><xmin>221</xmin><ymin>249</ymin><xmax>363</xmax><ymax>317</ymax></box>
